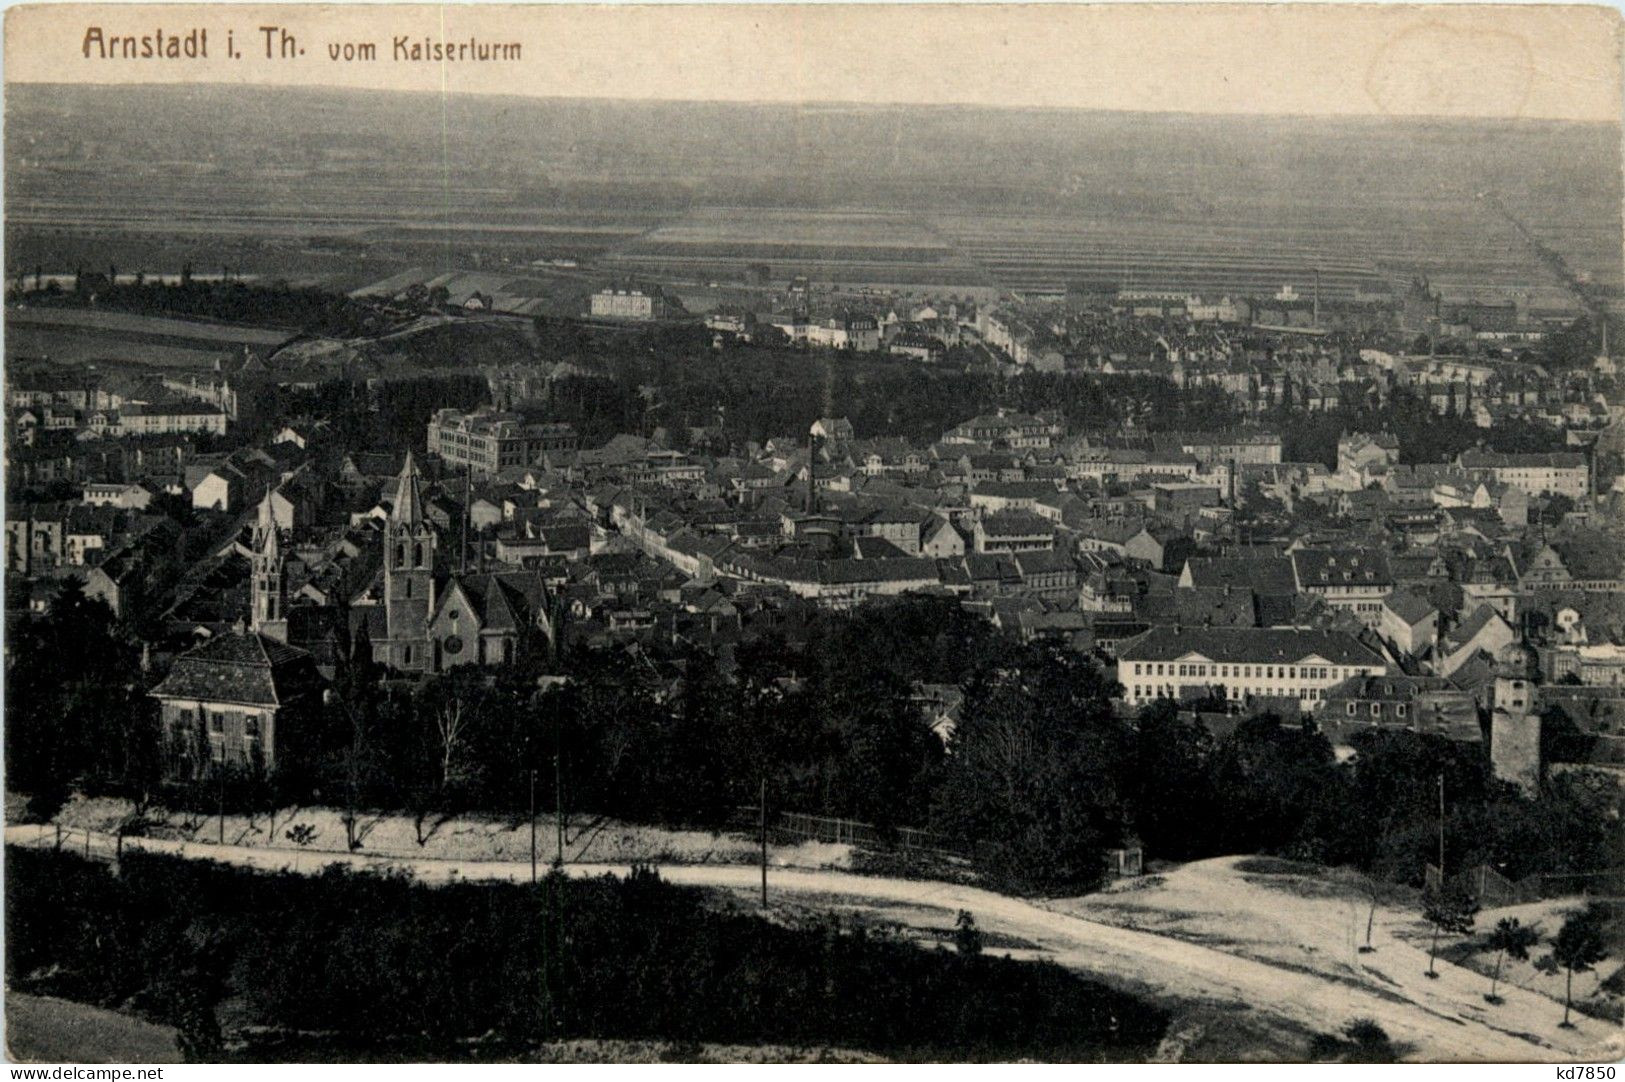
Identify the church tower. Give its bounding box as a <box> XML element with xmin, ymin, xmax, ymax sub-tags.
<box><xmin>383</xmin><ymin>451</ymin><xmax>436</xmax><ymax>671</ymax></box>
<box><xmin>249</xmin><ymin>493</ymin><xmax>288</xmax><ymax>644</ymax></box>
<box><xmin>1490</xmin><ymin>639</ymin><xmax>1542</xmax><ymax>794</ymax></box>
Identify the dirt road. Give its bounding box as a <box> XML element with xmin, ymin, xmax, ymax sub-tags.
<box><xmin>8</xmin><ymin>825</ymin><xmax>1617</xmax><ymax>1063</ymax></box>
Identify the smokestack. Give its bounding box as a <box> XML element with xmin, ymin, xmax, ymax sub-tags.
<box><xmin>806</xmin><ymin>429</ymin><xmax>818</xmax><ymax>514</ymax></box>
<box><xmin>1313</xmin><ymin>268</ymin><xmax>1321</xmax><ymax>327</ymax></box>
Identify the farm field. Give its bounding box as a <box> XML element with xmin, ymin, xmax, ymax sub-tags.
<box><xmin>6</xmin><ymin>85</ymin><xmax>1620</xmax><ymax>309</ymax></box>
<box><xmin>599</xmin><ymin>206</ymin><xmax>992</xmax><ymax>290</ymax></box>
<box><xmin>4</xmin><ymin>307</ymin><xmax>295</xmax><ymax>367</ymax></box>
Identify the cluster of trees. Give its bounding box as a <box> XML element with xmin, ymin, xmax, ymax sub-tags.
<box><xmin>6</xmin><ymin>847</ymin><xmax>1169</xmax><ymax>1061</ymax></box>
<box><xmin>1273</xmin><ymin>387</ymin><xmax>1570</xmax><ymax>471</ymax></box>
<box><xmin>12</xmin><ymin>590</ymin><xmax>1622</xmax><ymax>899</ymax></box>
<box><xmin>275</xmin><ymin>371</ymin><xmax>489</xmax><ymax>453</ymax></box>
<box><xmin>523</xmin><ymin>323</ymin><xmax>1242</xmax><ymax>449</ymax></box>
<box><xmin>24</xmin><ymin>276</ymin><xmax>395</xmax><ymax>338</ymax></box>
<box><xmin>4</xmin><ymin>580</ymin><xmax>161</xmax><ymax>821</ymax></box>
<box><xmin>1420</xmin><ymin>889</ymin><xmax>1614</xmax><ymax>1026</ymax></box>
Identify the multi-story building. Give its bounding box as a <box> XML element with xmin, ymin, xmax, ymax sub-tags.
<box><xmin>426</xmin><ymin>408</ymin><xmax>578</xmax><ymax>476</ymax></box>
<box><xmin>942</xmin><ymin>409</ymin><xmax>1061</xmax><ymax>448</ymax></box>
<box><xmin>150</xmin><ymin>629</ymin><xmax>322</xmax><ymax>776</ymax></box>
<box><xmin>1457</xmin><ymin>450</ymin><xmax>1588</xmax><ymax>499</ymax></box>
<box><xmin>973</xmin><ymin>510</ymin><xmax>1055</xmax><ymax>553</ymax></box>
<box><xmin>772</xmin><ymin>313</ymin><xmax>881</xmax><ymax>352</ymax></box>
<box><xmin>590</xmin><ymin>285</ymin><xmax>677</xmax><ymax>321</ymax></box>
<box><xmin>1164</xmin><ymin>430</ymin><xmax>1282</xmax><ymax>467</ymax></box>
<box><xmin>1116</xmin><ymin>626</ymin><xmax>1388</xmax><ymax>712</ymax></box>
<box><xmin>113</xmin><ymin>401</ymin><xmax>229</xmax><ymax>437</ymax></box>
<box><xmin>1291</xmin><ymin>547</ymin><xmax>1395</xmax><ymax>629</ymax></box>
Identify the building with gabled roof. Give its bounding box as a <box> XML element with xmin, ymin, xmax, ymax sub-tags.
<box><xmin>1117</xmin><ymin>625</ymin><xmax>1387</xmax><ymax>712</ymax></box>
<box><xmin>150</xmin><ymin>627</ymin><xmax>322</xmax><ymax>776</ymax></box>
<box><xmin>1290</xmin><ymin>546</ymin><xmax>1394</xmax><ymax>629</ymax></box>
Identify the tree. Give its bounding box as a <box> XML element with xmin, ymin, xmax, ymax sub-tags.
<box><xmin>1541</xmin><ymin>904</ymin><xmax>1609</xmax><ymax>1027</ymax></box>
<box><xmin>1422</xmin><ymin>884</ymin><xmax>1479</xmax><ymax>978</ymax></box>
<box><xmin>933</xmin><ymin>644</ymin><xmax>1130</xmax><ymax>895</ymax></box>
<box><xmin>1332</xmin><ymin>865</ymin><xmax>1406</xmax><ymax>954</ymax></box>
<box><xmin>1484</xmin><ymin>917</ymin><xmax>1540</xmax><ymax>1003</ymax></box>
<box><xmin>1126</xmin><ymin>700</ymin><xmax>1216</xmax><ymax>860</ymax></box>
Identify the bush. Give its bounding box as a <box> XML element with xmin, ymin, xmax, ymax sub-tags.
<box><xmin>6</xmin><ymin>846</ymin><xmax>1169</xmax><ymax>1061</ymax></box>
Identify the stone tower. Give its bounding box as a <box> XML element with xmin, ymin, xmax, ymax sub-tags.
<box><xmin>249</xmin><ymin>492</ymin><xmax>288</xmax><ymax>644</ymax></box>
<box><xmin>382</xmin><ymin>451</ymin><xmax>436</xmax><ymax>671</ymax></box>
<box><xmin>1490</xmin><ymin>639</ymin><xmax>1542</xmax><ymax>794</ymax></box>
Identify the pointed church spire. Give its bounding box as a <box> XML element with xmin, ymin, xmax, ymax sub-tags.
<box><xmin>391</xmin><ymin>450</ymin><xmax>423</xmax><ymax>527</ymax></box>
<box><xmin>253</xmin><ymin>491</ymin><xmax>280</xmax><ymax>561</ymax></box>
<box><xmin>250</xmin><ymin>491</ymin><xmax>287</xmax><ymax>642</ymax></box>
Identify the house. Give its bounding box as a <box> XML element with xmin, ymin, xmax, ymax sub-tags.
<box><xmin>1291</xmin><ymin>547</ymin><xmax>1394</xmax><ymax>629</ymax></box>
<box><xmin>1434</xmin><ymin>603</ymin><xmax>1517</xmax><ymax>680</ymax></box>
<box><xmin>921</xmin><ymin>516</ymin><xmax>966</xmax><ymax>558</ymax></box>
<box><xmin>973</xmin><ymin>510</ymin><xmax>1055</xmax><ymax>554</ymax></box>
<box><xmin>1012</xmin><ymin>548</ymin><xmax>1078</xmax><ymax>599</ymax></box>
<box><xmin>150</xmin><ymin>628</ymin><xmax>323</xmax><ymax>775</ymax></box>
<box><xmin>1319</xmin><ymin>673</ymin><xmax>1481</xmax><ymax>745</ymax></box>
<box><xmin>1125</xmin><ymin>525</ymin><xmax>1192</xmax><ymax>574</ymax></box>
<box><xmin>1179</xmin><ymin>554</ymin><xmax>1298</xmax><ymax>625</ymax></box>
<box><xmin>1337</xmin><ymin>433</ymin><xmax>1400</xmax><ymax>477</ymax></box>
<box><xmin>1380</xmin><ymin>590</ymin><xmax>1439</xmax><ymax>657</ymax></box>
<box><xmin>82</xmin><ymin>482</ymin><xmax>153</xmax><ymax>510</ymax></box>
<box><xmin>810</xmin><ymin>417</ymin><xmax>856</xmax><ymax>443</ymax></box>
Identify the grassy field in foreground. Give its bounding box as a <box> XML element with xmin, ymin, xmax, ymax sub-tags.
<box><xmin>6</xmin><ymin>993</ymin><xmax>180</xmax><ymax>1064</ymax></box>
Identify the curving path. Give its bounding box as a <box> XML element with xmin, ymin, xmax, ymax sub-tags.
<box><xmin>8</xmin><ymin>825</ymin><xmax>1618</xmax><ymax>1063</ymax></box>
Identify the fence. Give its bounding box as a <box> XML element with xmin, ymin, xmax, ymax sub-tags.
<box><xmin>767</xmin><ymin>810</ymin><xmax>1145</xmax><ymax>877</ymax></box>
<box><xmin>1425</xmin><ymin>862</ymin><xmax>1625</xmax><ymax>905</ymax></box>
<box><xmin>773</xmin><ymin>810</ymin><xmax>965</xmax><ymax>858</ymax></box>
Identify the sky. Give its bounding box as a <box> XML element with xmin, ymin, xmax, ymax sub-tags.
<box><xmin>4</xmin><ymin>3</ymin><xmax>1622</xmax><ymax>122</ymax></box>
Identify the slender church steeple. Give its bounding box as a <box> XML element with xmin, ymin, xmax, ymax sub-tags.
<box><xmin>250</xmin><ymin>492</ymin><xmax>288</xmax><ymax>643</ymax></box>
<box><xmin>382</xmin><ymin>450</ymin><xmax>436</xmax><ymax>670</ymax></box>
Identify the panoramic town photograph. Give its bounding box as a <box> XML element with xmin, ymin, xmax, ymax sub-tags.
<box><xmin>2</xmin><ymin>1</ymin><xmax>1622</xmax><ymax>1068</ymax></box>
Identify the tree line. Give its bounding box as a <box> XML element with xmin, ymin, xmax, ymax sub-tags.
<box><xmin>9</xmin><ymin>591</ymin><xmax>1617</xmax><ymax>899</ymax></box>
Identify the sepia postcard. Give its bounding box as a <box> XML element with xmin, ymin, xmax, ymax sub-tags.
<box><xmin>2</xmin><ymin>0</ymin><xmax>1623</xmax><ymax>1069</ymax></box>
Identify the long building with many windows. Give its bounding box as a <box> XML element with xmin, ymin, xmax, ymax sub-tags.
<box><xmin>425</xmin><ymin>408</ymin><xmax>578</xmax><ymax>475</ymax></box>
<box><xmin>1116</xmin><ymin>626</ymin><xmax>1388</xmax><ymax>712</ymax></box>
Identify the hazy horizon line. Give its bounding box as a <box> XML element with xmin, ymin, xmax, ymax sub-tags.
<box><xmin>11</xmin><ymin>78</ymin><xmax>1621</xmax><ymax>128</ymax></box>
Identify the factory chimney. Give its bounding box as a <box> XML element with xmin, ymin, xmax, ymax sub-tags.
<box><xmin>806</xmin><ymin>428</ymin><xmax>818</xmax><ymax>514</ymax></box>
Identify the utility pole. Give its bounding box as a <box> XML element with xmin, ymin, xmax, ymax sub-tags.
<box><xmin>1437</xmin><ymin>772</ymin><xmax>1446</xmax><ymax>872</ymax></box>
<box><xmin>529</xmin><ymin>768</ymin><xmax>537</xmax><ymax>885</ymax></box>
<box><xmin>461</xmin><ymin>468</ymin><xmax>471</xmax><ymax>572</ymax></box>
<box><xmin>218</xmin><ymin>766</ymin><xmax>226</xmax><ymax>845</ymax></box>
<box><xmin>554</xmin><ymin>750</ymin><xmax>564</xmax><ymax>867</ymax></box>
<box><xmin>759</xmin><ymin>775</ymin><xmax>768</xmax><ymax>908</ymax></box>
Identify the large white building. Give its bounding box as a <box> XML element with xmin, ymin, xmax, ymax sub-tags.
<box><xmin>1117</xmin><ymin>626</ymin><xmax>1388</xmax><ymax>712</ymax></box>
<box><xmin>771</xmin><ymin>313</ymin><xmax>881</xmax><ymax>352</ymax></box>
<box><xmin>590</xmin><ymin>286</ymin><xmax>676</xmax><ymax>321</ymax></box>
<box><xmin>425</xmin><ymin>408</ymin><xmax>577</xmax><ymax>475</ymax></box>
<box><xmin>1458</xmin><ymin>450</ymin><xmax>1589</xmax><ymax>499</ymax></box>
